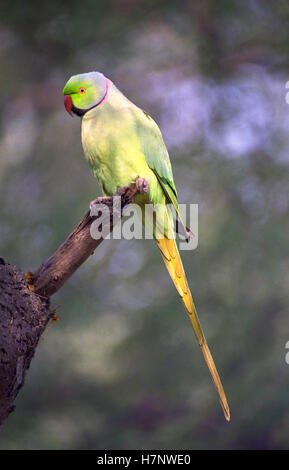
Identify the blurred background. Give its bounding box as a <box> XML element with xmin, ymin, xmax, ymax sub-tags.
<box><xmin>0</xmin><ymin>0</ymin><xmax>289</xmax><ymax>450</ymax></box>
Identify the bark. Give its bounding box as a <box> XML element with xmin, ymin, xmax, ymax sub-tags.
<box><xmin>0</xmin><ymin>261</ymin><xmax>49</xmax><ymax>425</ymax></box>
<box><xmin>0</xmin><ymin>181</ymin><xmax>146</xmax><ymax>425</ymax></box>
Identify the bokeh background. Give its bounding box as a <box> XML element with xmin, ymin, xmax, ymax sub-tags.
<box><xmin>0</xmin><ymin>0</ymin><xmax>289</xmax><ymax>450</ymax></box>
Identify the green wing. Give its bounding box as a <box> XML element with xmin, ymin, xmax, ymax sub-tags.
<box><xmin>136</xmin><ymin>109</ymin><xmax>190</xmax><ymax>238</ymax></box>
<box><xmin>137</xmin><ymin>110</ymin><xmax>177</xmax><ymax>197</ymax></box>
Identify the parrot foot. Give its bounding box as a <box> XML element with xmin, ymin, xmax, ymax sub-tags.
<box><xmin>135</xmin><ymin>177</ymin><xmax>149</xmax><ymax>194</ymax></box>
<box><xmin>90</xmin><ymin>196</ymin><xmax>112</xmax><ymax>212</ymax></box>
<box><xmin>25</xmin><ymin>271</ymin><xmax>35</xmax><ymax>292</ymax></box>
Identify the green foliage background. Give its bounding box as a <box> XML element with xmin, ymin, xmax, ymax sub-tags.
<box><xmin>0</xmin><ymin>0</ymin><xmax>289</xmax><ymax>449</ymax></box>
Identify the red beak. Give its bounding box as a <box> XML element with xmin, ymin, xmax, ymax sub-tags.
<box><xmin>64</xmin><ymin>95</ymin><xmax>73</xmax><ymax>116</ymax></box>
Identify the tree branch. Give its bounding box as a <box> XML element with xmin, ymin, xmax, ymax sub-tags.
<box><xmin>0</xmin><ymin>180</ymin><xmax>147</xmax><ymax>425</ymax></box>
<box><xmin>29</xmin><ymin>182</ymin><xmax>143</xmax><ymax>297</ymax></box>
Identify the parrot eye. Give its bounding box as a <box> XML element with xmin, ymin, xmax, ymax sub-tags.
<box><xmin>78</xmin><ymin>87</ymin><xmax>87</xmax><ymax>94</ymax></box>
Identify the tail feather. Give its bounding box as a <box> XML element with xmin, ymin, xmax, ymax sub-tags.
<box><xmin>156</xmin><ymin>235</ymin><xmax>230</xmax><ymax>422</ymax></box>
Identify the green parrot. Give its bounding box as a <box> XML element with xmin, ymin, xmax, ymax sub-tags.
<box><xmin>63</xmin><ymin>71</ymin><xmax>230</xmax><ymax>421</ymax></box>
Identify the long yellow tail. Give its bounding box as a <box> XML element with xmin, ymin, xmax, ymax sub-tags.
<box><xmin>156</xmin><ymin>235</ymin><xmax>230</xmax><ymax>421</ymax></box>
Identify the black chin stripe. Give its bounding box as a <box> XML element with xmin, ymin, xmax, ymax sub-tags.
<box><xmin>72</xmin><ymin>105</ymin><xmax>87</xmax><ymax>117</ymax></box>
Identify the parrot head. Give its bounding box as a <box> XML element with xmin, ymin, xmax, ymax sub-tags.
<box><xmin>63</xmin><ymin>71</ymin><xmax>108</xmax><ymax>116</ymax></box>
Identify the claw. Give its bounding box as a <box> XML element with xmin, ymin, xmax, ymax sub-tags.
<box><xmin>90</xmin><ymin>196</ymin><xmax>112</xmax><ymax>214</ymax></box>
<box><xmin>135</xmin><ymin>177</ymin><xmax>149</xmax><ymax>194</ymax></box>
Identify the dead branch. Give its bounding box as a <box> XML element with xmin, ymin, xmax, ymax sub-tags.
<box><xmin>0</xmin><ymin>181</ymin><xmax>147</xmax><ymax>425</ymax></box>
